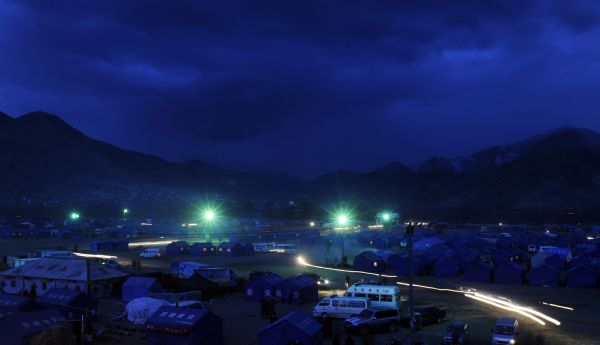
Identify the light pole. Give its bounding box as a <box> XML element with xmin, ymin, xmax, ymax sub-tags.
<box><xmin>406</xmin><ymin>222</ymin><xmax>416</xmax><ymax>342</ymax></box>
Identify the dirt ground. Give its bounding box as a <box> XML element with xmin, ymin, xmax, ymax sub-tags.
<box><xmin>1</xmin><ymin>236</ymin><xmax>600</xmax><ymax>345</ymax></box>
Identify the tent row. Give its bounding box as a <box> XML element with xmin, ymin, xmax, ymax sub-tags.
<box><xmin>245</xmin><ymin>274</ymin><xmax>318</xmax><ymax>304</ymax></box>
<box><xmin>165</xmin><ymin>241</ymin><xmax>254</xmax><ymax>256</ymax></box>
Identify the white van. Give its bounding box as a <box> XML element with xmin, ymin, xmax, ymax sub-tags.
<box><xmin>491</xmin><ymin>317</ymin><xmax>519</xmax><ymax>345</ymax></box>
<box><xmin>269</xmin><ymin>244</ymin><xmax>299</xmax><ymax>255</ymax></box>
<box><xmin>313</xmin><ymin>296</ymin><xmax>370</xmax><ymax>319</ymax></box>
<box><xmin>344</xmin><ymin>285</ymin><xmax>401</xmax><ymax>309</ymax></box>
<box><xmin>139</xmin><ymin>248</ymin><xmax>161</xmax><ymax>258</ymax></box>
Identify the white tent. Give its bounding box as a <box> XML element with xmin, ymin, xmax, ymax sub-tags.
<box><xmin>125</xmin><ymin>297</ymin><xmax>169</xmax><ymax>324</ymax></box>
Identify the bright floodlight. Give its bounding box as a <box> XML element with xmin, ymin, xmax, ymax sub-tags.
<box><xmin>337</xmin><ymin>214</ymin><xmax>348</xmax><ymax>226</ymax></box>
<box><xmin>203</xmin><ymin>209</ymin><xmax>216</xmax><ymax>222</ymax></box>
<box><xmin>70</xmin><ymin>212</ymin><xmax>80</xmax><ymax>220</ymax></box>
<box><xmin>123</xmin><ymin>208</ymin><xmax>129</xmax><ymax>214</ymax></box>
<box><xmin>382</xmin><ymin>213</ymin><xmax>391</xmax><ymax>221</ymax></box>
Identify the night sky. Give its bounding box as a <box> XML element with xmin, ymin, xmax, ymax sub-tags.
<box><xmin>1</xmin><ymin>1</ymin><xmax>600</xmax><ymax>178</ymax></box>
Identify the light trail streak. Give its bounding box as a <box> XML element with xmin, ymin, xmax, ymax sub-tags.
<box><xmin>74</xmin><ymin>252</ymin><xmax>117</xmax><ymax>259</ymax></box>
<box><xmin>297</xmin><ymin>256</ymin><xmax>397</xmax><ymax>278</ymax></box>
<box><xmin>541</xmin><ymin>302</ymin><xmax>574</xmax><ymax>311</ymax></box>
<box><xmin>297</xmin><ymin>255</ymin><xmax>562</xmax><ymax>327</ymax></box>
<box><xmin>128</xmin><ymin>240</ymin><xmax>173</xmax><ymax>247</ymax></box>
<box><xmin>465</xmin><ymin>293</ymin><xmax>546</xmax><ymax>325</ymax></box>
<box><xmin>469</xmin><ymin>293</ymin><xmax>560</xmax><ymax>326</ymax></box>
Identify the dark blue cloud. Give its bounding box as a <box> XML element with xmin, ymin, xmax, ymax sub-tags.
<box><xmin>1</xmin><ymin>0</ymin><xmax>600</xmax><ymax>177</ymax></box>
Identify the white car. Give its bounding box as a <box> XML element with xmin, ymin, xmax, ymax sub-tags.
<box><xmin>139</xmin><ymin>248</ymin><xmax>161</xmax><ymax>258</ymax></box>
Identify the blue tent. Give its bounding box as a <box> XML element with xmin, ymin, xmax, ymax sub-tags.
<box><xmin>218</xmin><ymin>242</ymin><xmax>246</xmax><ymax>256</ymax></box>
<box><xmin>0</xmin><ymin>309</ymin><xmax>64</xmax><ymax>345</ymax></box>
<box><xmin>122</xmin><ymin>277</ymin><xmax>162</xmax><ymax>302</ymax></box>
<box><xmin>190</xmin><ymin>242</ymin><xmax>216</xmax><ymax>256</ymax></box>
<box><xmin>433</xmin><ymin>257</ymin><xmax>459</xmax><ymax>277</ymax></box>
<box><xmin>464</xmin><ymin>261</ymin><xmax>493</xmax><ymax>282</ymax></box>
<box><xmin>166</xmin><ymin>241</ymin><xmax>190</xmax><ymax>255</ymax></box>
<box><xmin>89</xmin><ymin>240</ymin><xmax>129</xmax><ymax>253</ymax></box>
<box><xmin>491</xmin><ymin>250</ymin><xmax>512</xmax><ymax>267</ymax></box>
<box><xmin>566</xmin><ymin>265</ymin><xmax>597</xmax><ymax>288</ymax></box>
<box><xmin>353</xmin><ymin>251</ymin><xmax>385</xmax><ymax>273</ymax></box>
<box><xmin>494</xmin><ymin>263</ymin><xmax>525</xmax><ymax>285</ymax></box>
<box><xmin>413</xmin><ymin>237</ymin><xmax>445</xmax><ymax>251</ymax></box>
<box><xmin>388</xmin><ymin>254</ymin><xmax>426</xmax><ymax>277</ymax></box>
<box><xmin>529</xmin><ymin>265</ymin><xmax>560</xmax><ymax>287</ymax></box>
<box><xmin>274</xmin><ymin>275</ymin><xmax>318</xmax><ymax>303</ymax></box>
<box><xmin>245</xmin><ymin>274</ymin><xmax>284</xmax><ymax>301</ymax></box>
<box><xmin>37</xmin><ymin>288</ymin><xmax>97</xmax><ymax>320</ymax></box>
<box><xmin>544</xmin><ymin>254</ymin><xmax>566</xmax><ymax>271</ymax></box>
<box><xmin>145</xmin><ymin>306</ymin><xmax>223</xmax><ymax>345</ymax></box>
<box><xmin>258</xmin><ymin>310</ymin><xmax>322</xmax><ymax>345</ymax></box>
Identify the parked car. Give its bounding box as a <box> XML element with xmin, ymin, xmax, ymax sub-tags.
<box><xmin>412</xmin><ymin>305</ymin><xmax>446</xmax><ymax>328</ymax></box>
<box><xmin>491</xmin><ymin>317</ymin><xmax>519</xmax><ymax>345</ymax></box>
<box><xmin>303</xmin><ymin>273</ymin><xmax>330</xmax><ymax>289</ymax></box>
<box><xmin>442</xmin><ymin>321</ymin><xmax>471</xmax><ymax>344</ymax></box>
<box><xmin>313</xmin><ymin>296</ymin><xmax>369</xmax><ymax>319</ymax></box>
<box><xmin>139</xmin><ymin>248</ymin><xmax>161</xmax><ymax>258</ymax></box>
<box><xmin>344</xmin><ymin>307</ymin><xmax>401</xmax><ymax>334</ymax></box>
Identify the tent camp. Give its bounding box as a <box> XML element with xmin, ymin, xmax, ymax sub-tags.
<box><xmin>353</xmin><ymin>251</ymin><xmax>385</xmax><ymax>273</ymax></box>
<box><xmin>190</xmin><ymin>243</ymin><xmax>216</xmax><ymax>256</ymax></box>
<box><xmin>274</xmin><ymin>275</ymin><xmax>318</xmax><ymax>303</ymax></box>
<box><xmin>494</xmin><ymin>263</ymin><xmax>525</xmax><ymax>285</ymax></box>
<box><xmin>0</xmin><ymin>257</ymin><xmax>127</xmax><ymax>298</ymax></box>
<box><xmin>464</xmin><ymin>261</ymin><xmax>493</xmax><ymax>282</ymax></box>
<box><xmin>388</xmin><ymin>254</ymin><xmax>426</xmax><ymax>277</ymax></box>
<box><xmin>90</xmin><ymin>240</ymin><xmax>129</xmax><ymax>253</ymax></box>
<box><xmin>145</xmin><ymin>306</ymin><xmax>224</xmax><ymax>345</ymax></box>
<box><xmin>125</xmin><ymin>297</ymin><xmax>169</xmax><ymax>324</ymax></box>
<box><xmin>0</xmin><ymin>309</ymin><xmax>64</xmax><ymax>345</ymax></box>
<box><xmin>433</xmin><ymin>257</ymin><xmax>459</xmax><ymax>277</ymax></box>
<box><xmin>529</xmin><ymin>265</ymin><xmax>560</xmax><ymax>287</ymax></box>
<box><xmin>245</xmin><ymin>274</ymin><xmax>283</xmax><ymax>301</ymax></box>
<box><xmin>218</xmin><ymin>242</ymin><xmax>246</xmax><ymax>256</ymax></box>
<box><xmin>122</xmin><ymin>277</ymin><xmax>162</xmax><ymax>302</ymax></box>
<box><xmin>258</xmin><ymin>310</ymin><xmax>322</xmax><ymax>345</ymax></box>
<box><xmin>37</xmin><ymin>287</ymin><xmax>97</xmax><ymax>320</ymax></box>
<box><xmin>166</xmin><ymin>241</ymin><xmax>190</xmax><ymax>256</ymax></box>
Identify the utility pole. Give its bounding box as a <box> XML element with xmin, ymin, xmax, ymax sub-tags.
<box><xmin>406</xmin><ymin>222</ymin><xmax>416</xmax><ymax>344</ymax></box>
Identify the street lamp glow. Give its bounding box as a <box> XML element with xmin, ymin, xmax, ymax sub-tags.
<box><xmin>382</xmin><ymin>213</ymin><xmax>391</xmax><ymax>221</ymax></box>
<box><xmin>203</xmin><ymin>209</ymin><xmax>216</xmax><ymax>222</ymax></box>
<box><xmin>123</xmin><ymin>208</ymin><xmax>129</xmax><ymax>215</ymax></box>
<box><xmin>70</xmin><ymin>212</ymin><xmax>80</xmax><ymax>220</ymax></box>
<box><xmin>337</xmin><ymin>214</ymin><xmax>348</xmax><ymax>226</ymax></box>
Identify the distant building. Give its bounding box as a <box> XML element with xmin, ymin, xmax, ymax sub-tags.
<box><xmin>0</xmin><ymin>257</ymin><xmax>127</xmax><ymax>298</ymax></box>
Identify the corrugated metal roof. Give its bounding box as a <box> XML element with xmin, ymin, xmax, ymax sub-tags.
<box><xmin>0</xmin><ymin>257</ymin><xmax>127</xmax><ymax>281</ymax></box>
<box><xmin>0</xmin><ymin>294</ymin><xmax>28</xmax><ymax>308</ymax></box>
<box><xmin>37</xmin><ymin>288</ymin><xmax>82</xmax><ymax>304</ymax></box>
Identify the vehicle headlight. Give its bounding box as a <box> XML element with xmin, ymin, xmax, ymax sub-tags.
<box><xmin>510</xmin><ymin>340</ymin><xmax>515</xmax><ymax>344</ymax></box>
<box><xmin>324</xmin><ymin>280</ymin><xmax>329</xmax><ymax>284</ymax></box>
